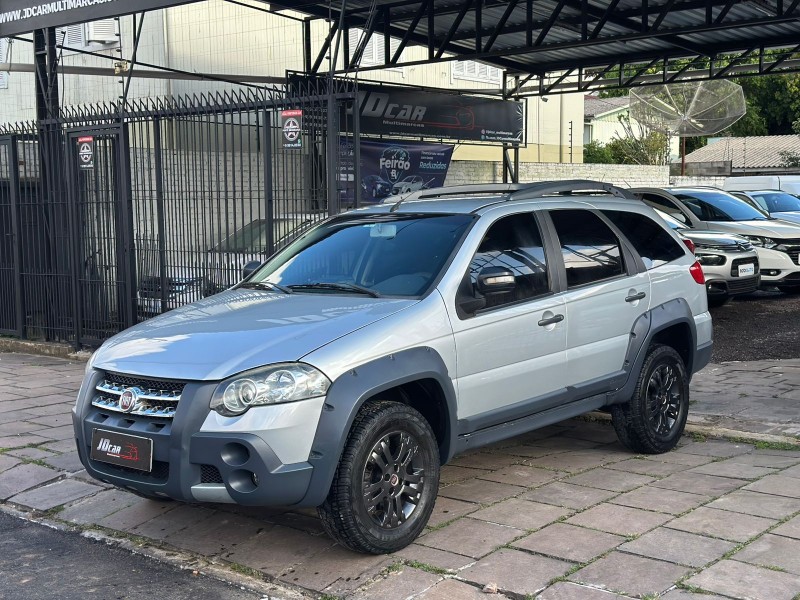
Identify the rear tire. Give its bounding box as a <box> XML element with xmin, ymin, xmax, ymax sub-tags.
<box><xmin>611</xmin><ymin>344</ymin><xmax>689</xmax><ymax>454</ymax></box>
<box><xmin>318</xmin><ymin>401</ymin><xmax>440</xmax><ymax>554</ymax></box>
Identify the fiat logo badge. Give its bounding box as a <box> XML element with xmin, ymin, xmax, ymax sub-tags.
<box><xmin>119</xmin><ymin>387</ymin><xmax>140</xmax><ymax>413</ymax></box>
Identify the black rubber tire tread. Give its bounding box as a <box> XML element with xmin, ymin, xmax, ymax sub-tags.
<box><xmin>317</xmin><ymin>400</ymin><xmax>440</xmax><ymax>554</ymax></box>
<box><xmin>611</xmin><ymin>344</ymin><xmax>689</xmax><ymax>454</ymax></box>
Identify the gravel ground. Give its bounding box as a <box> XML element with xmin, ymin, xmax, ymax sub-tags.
<box><xmin>710</xmin><ymin>288</ymin><xmax>800</xmax><ymax>362</ymax></box>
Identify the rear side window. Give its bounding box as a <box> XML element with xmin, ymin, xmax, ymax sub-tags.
<box><xmin>549</xmin><ymin>209</ymin><xmax>624</xmax><ymax>288</ymax></box>
<box><xmin>602</xmin><ymin>210</ymin><xmax>686</xmax><ymax>270</ymax></box>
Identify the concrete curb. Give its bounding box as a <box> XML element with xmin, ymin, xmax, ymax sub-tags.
<box><xmin>0</xmin><ymin>338</ymin><xmax>91</xmax><ymax>361</ymax></box>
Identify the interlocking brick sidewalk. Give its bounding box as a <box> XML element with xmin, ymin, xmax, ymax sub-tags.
<box><xmin>1</xmin><ymin>352</ymin><xmax>799</xmax><ymax>600</ymax></box>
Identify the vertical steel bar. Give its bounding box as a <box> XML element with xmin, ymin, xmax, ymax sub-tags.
<box><xmin>262</xmin><ymin>110</ymin><xmax>275</xmax><ymax>254</ymax></box>
<box><xmin>352</xmin><ymin>95</ymin><xmax>361</xmax><ymax>209</ymax></box>
<box><xmin>7</xmin><ymin>138</ymin><xmax>25</xmax><ymax>338</ymax></box>
<box><xmin>153</xmin><ymin>119</ymin><xmax>168</xmax><ymax>314</ymax></box>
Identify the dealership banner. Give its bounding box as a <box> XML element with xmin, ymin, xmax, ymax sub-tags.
<box><xmin>339</xmin><ymin>137</ymin><xmax>454</xmax><ymax>206</ymax></box>
<box><xmin>354</xmin><ymin>84</ymin><xmax>524</xmax><ymax>144</ymax></box>
<box><xmin>0</xmin><ymin>0</ymin><xmax>195</xmax><ymax>37</ymax></box>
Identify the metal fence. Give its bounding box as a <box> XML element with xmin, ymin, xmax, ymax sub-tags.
<box><xmin>0</xmin><ymin>78</ymin><xmax>357</xmax><ymax>348</ymax></box>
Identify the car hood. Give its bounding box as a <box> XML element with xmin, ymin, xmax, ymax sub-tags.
<box><xmin>706</xmin><ymin>220</ymin><xmax>800</xmax><ymax>239</ymax></box>
<box><xmin>92</xmin><ymin>289</ymin><xmax>417</xmax><ymax>381</ymax></box>
<box><xmin>771</xmin><ymin>212</ymin><xmax>800</xmax><ymax>226</ymax></box>
<box><xmin>681</xmin><ymin>230</ymin><xmax>747</xmax><ymax>247</ymax></box>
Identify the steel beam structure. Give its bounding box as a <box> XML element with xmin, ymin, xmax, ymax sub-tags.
<box><xmin>293</xmin><ymin>0</ymin><xmax>800</xmax><ymax>96</ymax></box>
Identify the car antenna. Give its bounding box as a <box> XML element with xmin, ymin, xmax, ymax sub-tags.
<box><xmin>389</xmin><ymin>191</ymin><xmax>414</xmax><ymax>213</ymax></box>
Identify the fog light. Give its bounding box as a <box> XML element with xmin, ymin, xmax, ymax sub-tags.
<box><xmin>251</xmin><ymin>473</ymin><xmax>259</xmax><ymax>487</ymax></box>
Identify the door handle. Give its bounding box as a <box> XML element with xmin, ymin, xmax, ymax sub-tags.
<box><xmin>625</xmin><ymin>291</ymin><xmax>647</xmax><ymax>303</ymax></box>
<box><xmin>538</xmin><ymin>314</ymin><xmax>564</xmax><ymax>327</ymax></box>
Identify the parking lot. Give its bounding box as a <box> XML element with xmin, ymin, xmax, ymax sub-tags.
<box><xmin>1</xmin><ymin>288</ymin><xmax>800</xmax><ymax>600</ymax></box>
<box><xmin>711</xmin><ymin>290</ymin><xmax>800</xmax><ymax>362</ymax></box>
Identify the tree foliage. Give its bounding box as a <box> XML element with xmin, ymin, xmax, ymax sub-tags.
<box><xmin>607</xmin><ymin>116</ymin><xmax>671</xmax><ymax>165</ymax></box>
<box><xmin>583</xmin><ymin>140</ymin><xmax>615</xmax><ymax>164</ymax></box>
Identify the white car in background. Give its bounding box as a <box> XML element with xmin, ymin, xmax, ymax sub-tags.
<box><xmin>654</xmin><ymin>209</ymin><xmax>759</xmax><ymax>307</ymax></box>
<box><xmin>632</xmin><ymin>187</ymin><xmax>800</xmax><ymax>294</ymax></box>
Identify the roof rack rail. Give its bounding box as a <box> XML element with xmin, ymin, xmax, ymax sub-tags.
<box><xmin>386</xmin><ymin>179</ymin><xmax>634</xmax><ymax>211</ymax></box>
<box><xmin>508</xmin><ymin>180</ymin><xmax>635</xmax><ymax>201</ymax></box>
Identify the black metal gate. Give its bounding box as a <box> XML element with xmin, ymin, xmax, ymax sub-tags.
<box><xmin>0</xmin><ymin>79</ymin><xmax>356</xmax><ymax>348</ymax></box>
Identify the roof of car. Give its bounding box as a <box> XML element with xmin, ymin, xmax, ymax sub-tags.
<box><xmin>352</xmin><ymin>180</ymin><xmax>640</xmax><ymax>216</ymax></box>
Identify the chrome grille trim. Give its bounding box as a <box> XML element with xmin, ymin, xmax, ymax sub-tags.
<box><xmin>92</xmin><ymin>378</ymin><xmax>183</xmax><ymax>419</ymax></box>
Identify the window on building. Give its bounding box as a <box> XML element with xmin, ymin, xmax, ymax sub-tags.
<box><xmin>347</xmin><ymin>29</ymin><xmax>403</xmax><ymax>71</ymax></box>
<box><xmin>0</xmin><ymin>38</ymin><xmax>9</xmax><ymax>90</ymax></box>
<box><xmin>57</xmin><ymin>19</ymin><xmax>119</xmax><ymax>53</ymax></box>
<box><xmin>452</xmin><ymin>60</ymin><xmax>503</xmax><ymax>85</ymax></box>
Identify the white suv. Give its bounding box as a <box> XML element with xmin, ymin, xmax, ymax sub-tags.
<box><xmin>73</xmin><ymin>180</ymin><xmax>712</xmax><ymax>554</ymax></box>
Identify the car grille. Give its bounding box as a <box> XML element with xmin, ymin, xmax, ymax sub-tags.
<box><xmin>200</xmin><ymin>464</ymin><xmax>223</xmax><ymax>483</ymax></box>
<box><xmin>730</xmin><ymin>257</ymin><xmax>760</xmax><ymax>277</ymax></box>
<box><xmin>92</xmin><ymin>372</ymin><xmax>185</xmax><ymax>419</ymax></box>
<box><xmin>91</xmin><ymin>459</ymin><xmax>170</xmax><ymax>482</ymax></box>
<box><xmin>727</xmin><ymin>277</ymin><xmax>759</xmax><ymax>295</ymax></box>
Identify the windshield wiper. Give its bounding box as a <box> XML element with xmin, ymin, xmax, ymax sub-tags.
<box><xmin>238</xmin><ymin>281</ymin><xmax>293</xmax><ymax>294</ymax></box>
<box><xmin>288</xmin><ymin>282</ymin><xmax>381</xmax><ymax>298</ymax></box>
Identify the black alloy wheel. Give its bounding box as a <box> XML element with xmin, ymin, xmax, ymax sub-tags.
<box><xmin>362</xmin><ymin>431</ymin><xmax>425</xmax><ymax>529</ymax></box>
<box><xmin>318</xmin><ymin>401</ymin><xmax>439</xmax><ymax>554</ymax></box>
<box><xmin>611</xmin><ymin>344</ymin><xmax>689</xmax><ymax>454</ymax></box>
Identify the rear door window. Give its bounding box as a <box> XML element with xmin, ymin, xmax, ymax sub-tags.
<box><xmin>549</xmin><ymin>210</ymin><xmax>625</xmax><ymax>288</ymax></box>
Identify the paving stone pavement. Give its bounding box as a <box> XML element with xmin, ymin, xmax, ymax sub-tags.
<box><xmin>1</xmin><ymin>352</ymin><xmax>800</xmax><ymax>600</ymax></box>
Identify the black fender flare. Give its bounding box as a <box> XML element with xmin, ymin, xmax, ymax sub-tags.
<box><xmin>606</xmin><ymin>298</ymin><xmax>698</xmax><ymax>405</ymax></box>
<box><xmin>298</xmin><ymin>346</ymin><xmax>457</xmax><ymax>507</ymax></box>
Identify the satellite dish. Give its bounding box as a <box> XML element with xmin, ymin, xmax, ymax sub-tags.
<box><xmin>629</xmin><ymin>80</ymin><xmax>746</xmax><ymax>136</ymax></box>
<box><xmin>629</xmin><ymin>80</ymin><xmax>746</xmax><ymax>174</ymax></box>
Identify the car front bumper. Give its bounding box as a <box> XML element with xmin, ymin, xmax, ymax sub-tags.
<box><xmin>72</xmin><ymin>369</ymin><xmax>322</xmax><ymax>506</ymax></box>
<box><xmin>755</xmin><ymin>247</ymin><xmax>800</xmax><ymax>287</ymax></box>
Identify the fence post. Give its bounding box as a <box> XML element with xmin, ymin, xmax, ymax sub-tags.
<box><xmin>7</xmin><ymin>137</ymin><xmax>25</xmax><ymax>338</ymax></box>
<box><xmin>326</xmin><ymin>88</ymin><xmax>339</xmax><ymax>217</ymax></box>
<box><xmin>153</xmin><ymin>119</ymin><xmax>168</xmax><ymax>314</ymax></box>
<box><xmin>117</xmin><ymin>122</ymin><xmax>137</xmax><ymax>329</ymax></box>
<box><xmin>262</xmin><ymin>110</ymin><xmax>275</xmax><ymax>255</ymax></box>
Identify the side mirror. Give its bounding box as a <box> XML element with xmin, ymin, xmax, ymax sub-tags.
<box><xmin>476</xmin><ymin>267</ymin><xmax>516</xmax><ymax>295</ymax></box>
<box><xmin>242</xmin><ymin>260</ymin><xmax>262</xmax><ymax>280</ymax></box>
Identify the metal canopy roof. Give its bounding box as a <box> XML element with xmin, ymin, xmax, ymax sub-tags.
<box><xmin>283</xmin><ymin>1</ymin><xmax>800</xmax><ymax>95</ymax></box>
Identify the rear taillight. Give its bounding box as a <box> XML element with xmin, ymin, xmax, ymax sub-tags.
<box><xmin>682</xmin><ymin>238</ymin><xmax>696</xmax><ymax>254</ymax></box>
<box><xmin>690</xmin><ymin>261</ymin><xmax>705</xmax><ymax>284</ymax></box>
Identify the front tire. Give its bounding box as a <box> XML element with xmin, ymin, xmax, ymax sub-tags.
<box><xmin>611</xmin><ymin>344</ymin><xmax>689</xmax><ymax>454</ymax></box>
<box><xmin>318</xmin><ymin>401</ymin><xmax>440</xmax><ymax>554</ymax></box>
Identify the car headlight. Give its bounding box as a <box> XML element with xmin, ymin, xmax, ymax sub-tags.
<box><xmin>744</xmin><ymin>235</ymin><xmax>777</xmax><ymax>249</ymax></box>
<box><xmin>210</xmin><ymin>363</ymin><xmax>330</xmax><ymax>417</ymax></box>
<box><xmin>697</xmin><ymin>254</ymin><xmax>726</xmax><ymax>266</ymax></box>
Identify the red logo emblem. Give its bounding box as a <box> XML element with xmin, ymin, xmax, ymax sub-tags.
<box><xmin>119</xmin><ymin>388</ymin><xmax>140</xmax><ymax>413</ymax></box>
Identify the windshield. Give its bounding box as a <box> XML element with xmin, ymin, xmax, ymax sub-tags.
<box><xmin>671</xmin><ymin>190</ymin><xmax>770</xmax><ymax>222</ymax></box>
<box><xmin>750</xmin><ymin>191</ymin><xmax>800</xmax><ymax>213</ymax></box>
<box><xmin>249</xmin><ymin>213</ymin><xmax>475</xmax><ymax>297</ymax></box>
